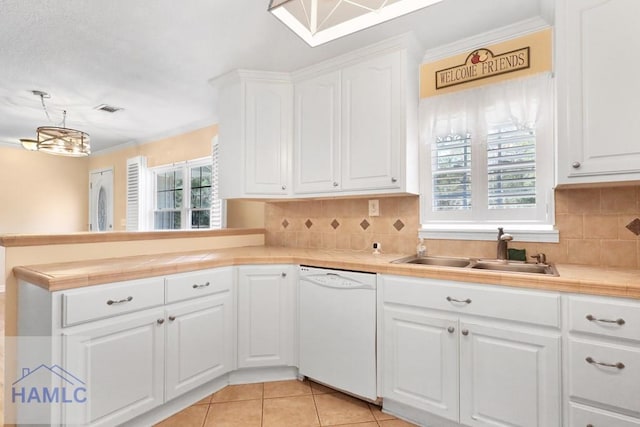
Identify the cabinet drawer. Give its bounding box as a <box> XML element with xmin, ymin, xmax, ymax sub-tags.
<box><xmin>62</xmin><ymin>277</ymin><xmax>165</xmax><ymax>327</ymax></box>
<box><xmin>569</xmin><ymin>338</ymin><xmax>640</xmax><ymax>416</ymax></box>
<box><xmin>569</xmin><ymin>296</ymin><xmax>640</xmax><ymax>343</ymax></box>
<box><xmin>570</xmin><ymin>403</ymin><xmax>640</xmax><ymax>427</ymax></box>
<box><xmin>381</xmin><ymin>275</ymin><xmax>560</xmax><ymax>327</ymax></box>
<box><xmin>165</xmin><ymin>267</ymin><xmax>233</xmax><ymax>303</ymax></box>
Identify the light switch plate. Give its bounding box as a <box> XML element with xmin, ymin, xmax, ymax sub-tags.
<box><xmin>368</xmin><ymin>199</ymin><xmax>380</xmax><ymax>217</ymax></box>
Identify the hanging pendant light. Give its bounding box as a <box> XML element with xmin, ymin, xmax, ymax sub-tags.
<box><xmin>268</xmin><ymin>0</ymin><xmax>443</xmax><ymax>47</ymax></box>
<box><xmin>20</xmin><ymin>91</ymin><xmax>91</xmax><ymax>157</ymax></box>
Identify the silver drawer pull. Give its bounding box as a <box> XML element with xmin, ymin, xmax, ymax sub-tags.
<box><xmin>107</xmin><ymin>296</ymin><xmax>133</xmax><ymax>305</ymax></box>
<box><xmin>585</xmin><ymin>357</ymin><xmax>625</xmax><ymax>370</ymax></box>
<box><xmin>586</xmin><ymin>314</ymin><xmax>625</xmax><ymax>325</ymax></box>
<box><xmin>447</xmin><ymin>296</ymin><xmax>472</xmax><ymax>304</ymax></box>
<box><xmin>192</xmin><ymin>282</ymin><xmax>210</xmax><ymax>289</ymax></box>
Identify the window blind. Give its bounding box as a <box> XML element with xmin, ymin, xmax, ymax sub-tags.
<box><xmin>432</xmin><ymin>133</ymin><xmax>472</xmax><ymax>211</ymax></box>
<box><xmin>487</xmin><ymin>126</ymin><xmax>536</xmax><ymax>209</ymax></box>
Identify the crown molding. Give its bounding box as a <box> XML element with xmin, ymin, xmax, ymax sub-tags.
<box><xmin>91</xmin><ymin>117</ymin><xmax>217</xmax><ymax>156</ymax></box>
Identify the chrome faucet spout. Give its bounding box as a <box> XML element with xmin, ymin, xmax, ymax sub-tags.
<box><xmin>496</xmin><ymin>227</ymin><xmax>513</xmax><ymax>260</ymax></box>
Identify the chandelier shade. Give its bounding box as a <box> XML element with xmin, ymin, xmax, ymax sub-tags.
<box><xmin>268</xmin><ymin>0</ymin><xmax>443</xmax><ymax>47</ymax></box>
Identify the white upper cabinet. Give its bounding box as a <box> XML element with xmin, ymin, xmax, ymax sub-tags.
<box><xmin>341</xmin><ymin>51</ymin><xmax>404</xmax><ymax>192</ymax></box>
<box><xmin>293</xmin><ymin>71</ymin><xmax>341</xmax><ymax>194</ymax></box>
<box><xmin>556</xmin><ymin>0</ymin><xmax>640</xmax><ymax>184</ymax></box>
<box><xmin>292</xmin><ymin>35</ymin><xmax>420</xmax><ymax>197</ymax></box>
<box><xmin>214</xmin><ymin>70</ymin><xmax>292</xmax><ymax>198</ymax></box>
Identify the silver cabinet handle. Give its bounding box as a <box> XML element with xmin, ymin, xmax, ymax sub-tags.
<box><xmin>281</xmin><ymin>185</ymin><xmax>287</xmax><ymax>190</ymax></box>
<box><xmin>585</xmin><ymin>357</ymin><xmax>625</xmax><ymax>369</ymax></box>
<box><xmin>107</xmin><ymin>296</ymin><xmax>133</xmax><ymax>305</ymax></box>
<box><xmin>586</xmin><ymin>314</ymin><xmax>625</xmax><ymax>325</ymax></box>
<box><xmin>157</xmin><ymin>319</ymin><xmax>165</xmax><ymax>325</ymax></box>
<box><xmin>333</xmin><ymin>182</ymin><xmax>339</xmax><ymax>187</ymax></box>
<box><xmin>572</xmin><ymin>161</ymin><xmax>581</xmax><ymax>169</ymax></box>
<box><xmin>391</xmin><ymin>177</ymin><xmax>398</xmax><ymax>183</ymax></box>
<box><xmin>168</xmin><ymin>315</ymin><xmax>176</xmax><ymax>321</ymax></box>
<box><xmin>447</xmin><ymin>296</ymin><xmax>472</xmax><ymax>304</ymax></box>
<box><xmin>281</xmin><ymin>272</ymin><xmax>287</xmax><ymax>277</ymax></box>
<box><xmin>193</xmin><ymin>282</ymin><xmax>210</xmax><ymax>289</ymax></box>
<box><xmin>447</xmin><ymin>326</ymin><xmax>455</xmax><ymax>334</ymax></box>
<box><xmin>461</xmin><ymin>329</ymin><xmax>469</xmax><ymax>336</ymax></box>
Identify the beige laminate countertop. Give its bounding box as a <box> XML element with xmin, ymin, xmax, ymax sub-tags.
<box><xmin>12</xmin><ymin>246</ymin><xmax>640</xmax><ymax>299</ymax></box>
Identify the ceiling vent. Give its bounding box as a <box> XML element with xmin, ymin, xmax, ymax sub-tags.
<box><xmin>95</xmin><ymin>104</ymin><xmax>123</xmax><ymax>113</ymax></box>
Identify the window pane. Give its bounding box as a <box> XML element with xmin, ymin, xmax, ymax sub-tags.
<box><xmin>432</xmin><ymin>133</ymin><xmax>472</xmax><ymax>211</ymax></box>
<box><xmin>487</xmin><ymin>126</ymin><xmax>536</xmax><ymax>209</ymax></box>
<box><xmin>191</xmin><ymin>210</ymin><xmax>210</xmax><ymax>229</ymax></box>
<box><xmin>190</xmin><ymin>165</ymin><xmax>212</xmax><ymax>210</ymax></box>
<box><xmin>154</xmin><ymin>211</ymin><xmax>181</xmax><ymax>230</ymax></box>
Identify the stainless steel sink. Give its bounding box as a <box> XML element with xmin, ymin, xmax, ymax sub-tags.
<box><xmin>392</xmin><ymin>256</ymin><xmax>558</xmax><ymax>276</ymax></box>
<box><xmin>392</xmin><ymin>255</ymin><xmax>472</xmax><ymax>268</ymax></box>
<box><xmin>470</xmin><ymin>260</ymin><xmax>558</xmax><ymax>276</ymax></box>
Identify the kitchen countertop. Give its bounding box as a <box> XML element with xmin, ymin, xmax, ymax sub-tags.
<box><xmin>12</xmin><ymin>246</ymin><xmax>640</xmax><ymax>299</ymax></box>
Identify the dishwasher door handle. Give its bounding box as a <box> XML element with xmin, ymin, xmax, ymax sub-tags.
<box><xmin>300</xmin><ymin>276</ymin><xmax>375</xmax><ymax>290</ymax></box>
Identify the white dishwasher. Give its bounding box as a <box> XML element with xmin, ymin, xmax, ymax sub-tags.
<box><xmin>298</xmin><ymin>265</ymin><xmax>377</xmax><ymax>401</ymax></box>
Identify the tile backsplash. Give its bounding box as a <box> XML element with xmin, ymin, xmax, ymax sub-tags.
<box><xmin>264</xmin><ymin>185</ymin><xmax>640</xmax><ymax>268</ymax></box>
<box><xmin>265</xmin><ymin>196</ymin><xmax>419</xmax><ymax>254</ymax></box>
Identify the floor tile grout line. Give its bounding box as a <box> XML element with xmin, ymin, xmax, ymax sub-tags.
<box><xmin>201</xmin><ymin>402</ymin><xmax>211</xmax><ymax>427</ymax></box>
<box><xmin>311</xmin><ymin>389</ymin><xmax>322</xmax><ymax>426</ymax></box>
<box><xmin>260</xmin><ymin>382</ymin><xmax>264</xmax><ymax>427</ymax></box>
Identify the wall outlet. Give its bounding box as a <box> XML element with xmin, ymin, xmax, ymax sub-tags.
<box><xmin>368</xmin><ymin>199</ymin><xmax>380</xmax><ymax>217</ymax></box>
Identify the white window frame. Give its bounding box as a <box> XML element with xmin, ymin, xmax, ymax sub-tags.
<box><xmin>419</xmin><ymin>74</ymin><xmax>558</xmax><ymax>243</ymax></box>
<box><xmin>151</xmin><ymin>157</ymin><xmax>214</xmax><ymax>230</ymax></box>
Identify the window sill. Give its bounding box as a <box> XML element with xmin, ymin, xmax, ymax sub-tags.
<box><xmin>419</xmin><ymin>225</ymin><xmax>559</xmax><ymax>243</ymax></box>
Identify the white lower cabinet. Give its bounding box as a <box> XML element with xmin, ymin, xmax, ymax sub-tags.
<box><xmin>383</xmin><ymin>308</ymin><xmax>459</xmax><ymax>421</ymax></box>
<box><xmin>62</xmin><ymin>308</ymin><xmax>165</xmax><ymax>427</ymax></box>
<box><xmin>459</xmin><ymin>322</ymin><xmax>560</xmax><ymax>427</ymax></box>
<box><xmin>566</xmin><ymin>295</ymin><xmax>640</xmax><ymax>426</ymax></box>
<box><xmin>380</xmin><ymin>275</ymin><xmax>562</xmax><ymax>427</ymax></box>
<box><xmin>237</xmin><ymin>265</ymin><xmax>296</xmax><ymax>368</ymax></box>
<box><xmin>52</xmin><ymin>267</ymin><xmax>235</xmax><ymax>426</ymax></box>
<box><xmin>165</xmin><ymin>292</ymin><xmax>234</xmax><ymax>401</ymax></box>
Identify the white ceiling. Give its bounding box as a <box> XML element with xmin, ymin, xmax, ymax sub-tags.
<box><xmin>0</xmin><ymin>0</ymin><xmax>548</xmax><ymax>153</ymax></box>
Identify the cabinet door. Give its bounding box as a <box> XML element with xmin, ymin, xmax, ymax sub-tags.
<box><xmin>293</xmin><ymin>71</ymin><xmax>341</xmax><ymax>194</ymax></box>
<box><xmin>61</xmin><ymin>308</ymin><xmax>165</xmax><ymax>427</ymax></box>
<box><xmin>382</xmin><ymin>307</ymin><xmax>459</xmax><ymax>422</ymax></box>
<box><xmin>245</xmin><ymin>80</ymin><xmax>292</xmax><ymax>195</ymax></box>
<box><xmin>341</xmin><ymin>51</ymin><xmax>402</xmax><ymax>191</ymax></box>
<box><xmin>459</xmin><ymin>322</ymin><xmax>561</xmax><ymax>427</ymax></box>
<box><xmin>238</xmin><ymin>265</ymin><xmax>295</xmax><ymax>368</ymax></box>
<box><xmin>165</xmin><ymin>291</ymin><xmax>234</xmax><ymax>401</ymax></box>
<box><xmin>558</xmin><ymin>0</ymin><xmax>640</xmax><ymax>183</ymax></box>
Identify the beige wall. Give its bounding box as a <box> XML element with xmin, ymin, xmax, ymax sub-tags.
<box><xmin>88</xmin><ymin>125</ymin><xmax>265</xmax><ymax>230</ymax></box>
<box><xmin>265</xmin><ymin>185</ymin><xmax>640</xmax><ymax>269</ymax></box>
<box><xmin>0</xmin><ymin>146</ymin><xmax>88</xmax><ymax>234</ymax></box>
<box><xmin>227</xmin><ymin>200</ymin><xmax>265</xmax><ymax>228</ymax></box>
<box><xmin>88</xmin><ymin>126</ymin><xmax>219</xmax><ymax>230</ymax></box>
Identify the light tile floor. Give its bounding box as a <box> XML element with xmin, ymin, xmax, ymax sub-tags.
<box><xmin>155</xmin><ymin>380</ymin><xmax>418</xmax><ymax>427</ymax></box>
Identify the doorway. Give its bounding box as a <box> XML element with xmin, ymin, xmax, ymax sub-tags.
<box><xmin>89</xmin><ymin>168</ymin><xmax>114</xmax><ymax>232</ymax></box>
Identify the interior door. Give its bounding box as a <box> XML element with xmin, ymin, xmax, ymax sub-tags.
<box><xmin>89</xmin><ymin>169</ymin><xmax>114</xmax><ymax>231</ymax></box>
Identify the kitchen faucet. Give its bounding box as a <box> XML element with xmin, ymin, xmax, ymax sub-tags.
<box><xmin>496</xmin><ymin>227</ymin><xmax>513</xmax><ymax>260</ymax></box>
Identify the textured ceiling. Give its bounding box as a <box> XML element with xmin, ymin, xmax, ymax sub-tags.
<box><xmin>0</xmin><ymin>0</ymin><xmax>545</xmax><ymax>153</ymax></box>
